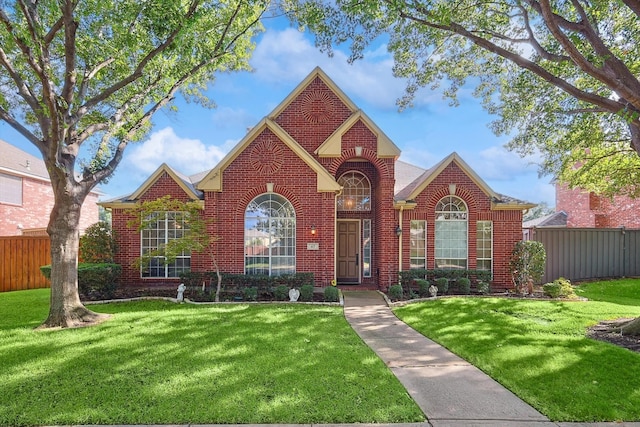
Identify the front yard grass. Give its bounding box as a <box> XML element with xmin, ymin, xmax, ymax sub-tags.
<box><xmin>0</xmin><ymin>289</ymin><xmax>423</xmax><ymax>426</ymax></box>
<box><xmin>394</xmin><ymin>278</ymin><xmax>640</xmax><ymax>422</ymax></box>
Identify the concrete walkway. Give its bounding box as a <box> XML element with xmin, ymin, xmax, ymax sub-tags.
<box><xmin>341</xmin><ymin>291</ymin><xmax>637</xmax><ymax>427</ymax></box>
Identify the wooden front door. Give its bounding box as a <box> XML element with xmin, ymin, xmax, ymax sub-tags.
<box><xmin>337</xmin><ymin>220</ymin><xmax>359</xmax><ymax>284</ymax></box>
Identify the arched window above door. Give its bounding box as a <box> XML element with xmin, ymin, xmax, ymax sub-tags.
<box><xmin>337</xmin><ymin>171</ymin><xmax>371</xmax><ymax>211</ymax></box>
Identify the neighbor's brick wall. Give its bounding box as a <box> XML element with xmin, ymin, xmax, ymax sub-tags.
<box><xmin>556</xmin><ymin>184</ymin><xmax>640</xmax><ymax>229</ymax></box>
<box><xmin>400</xmin><ymin>162</ymin><xmax>523</xmax><ymax>289</ymax></box>
<box><xmin>0</xmin><ymin>175</ymin><xmax>99</xmax><ymax>236</ymax></box>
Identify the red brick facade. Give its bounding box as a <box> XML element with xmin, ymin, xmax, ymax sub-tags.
<box><xmin>105</xmin><ymin>68</ymin><xmax>531</xmax><ymax>290</ymax></box>
<box><xmin>0</xmin><ymin>144</ymin><xmax>99</xmax><ymax>236</ymax></box>
<box><xmin>556</xmin><ymin>183</ymin><xmax>640</xmax><ymax>229</ymax></box>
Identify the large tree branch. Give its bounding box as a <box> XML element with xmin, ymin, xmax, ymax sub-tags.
<box><xmin>518</xmin><ymin>4</ymin><xmax>569</xmax><ymax>63</ymax></box>
<box><xmin>60</xmin><ymin>0</ymin><xmax>78</xmax><ymax>118</ymax></box>
<box><xmin>621</xmin><ymin>0</ymin><xmax>640</xmax><ymax>18</ymax></box>
<box><xmin>0</xmin><ymin>105</ymin><xmax>42</xmax><ymax>148</ymax></box>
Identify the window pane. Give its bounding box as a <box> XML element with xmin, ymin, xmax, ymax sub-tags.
<box><xmin>435</xmin><ymin>196</ymin><xmax>467</xmax><ymax>269</ymax></box>
<box><xmin>476</xmin><ymin>221</ymin><xmax>492</xmax><ymax>272</ymax></box>
<box><xmin>140</xmin><ymin>211</ymin><xmax>191</xmax><ymax>278</ymax></box>
<box><xmin>245</xmin><ymin>194</ymin><xmax>296</xmax><ymax>276</ymax></box>
<box><xmin>363</xmin><ymin>219</ymin><xmax>371</xmax><ymax>277</ymax></box>
<box><xmin>410</xmin><ymin>220</ymin><xmax>426</xmax><ymax>269</ymax></box>
<box><xmin>0</xmin><ymin>173</ymin><xmax>22</xmax><ymax>205</ymax></box>
<box><xmin>337</xmin><ymin>172</ymin><xmax>371</xmax><ymax>211</ymax></box>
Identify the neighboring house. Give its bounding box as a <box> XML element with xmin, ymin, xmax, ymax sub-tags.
<box><xmin>556</xmin><ymin>183</ymin><xmax>640</xmax><ymax>229</ymax></box>
<box><xmin>0</xmin><ymin>139</ymin><xmax>100</xmax><ymax>236</ymax></box>
<box><xmin>522</xmin><ymin>211</ymin><xmax>567</xmax><ymax>240</ymax></box>
<box><xmin>102</xmin><ymin>68</ymin><xmax>534</xmax><ymax>290</ymax></box>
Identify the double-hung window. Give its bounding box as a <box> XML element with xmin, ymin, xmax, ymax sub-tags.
<box><xmin>410</xmin><ymin>220</ymin><xmax>426</xmax><ymax>269</ymax></box>
<box><xmin>141</xmin><ymin>212</ymin><xmax>190</xmax><ymax>278</ymax></box>
<box><xmin>476</xmin><ymin>221</ymin><xmax>493</xmax><ymax>272</ymax></box>
<box><xmin>0</xmin><ymin>173</ymin><xmax>22</xmax><ymax>205</ymax></box>
<box><xmin>435</xmin><ymin>196</ymin><xmax>468</xmax><ymax>269</ymax></box>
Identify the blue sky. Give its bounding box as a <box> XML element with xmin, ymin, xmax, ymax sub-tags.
<box><xmin>0</xmin><ymin>17</ymin><xmax>555</xmax><ymax>206</ymax></box>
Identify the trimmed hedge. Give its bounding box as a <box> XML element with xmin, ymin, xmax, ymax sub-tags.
<box><xmin>40</xmin><ymin>263</ymin><xmax>122</xmax><ymax>299</ymax></box>
<box><xmin>398</xmin><ymin>268</ymin><xmax>491</xmax><ymax>297</ymax></box>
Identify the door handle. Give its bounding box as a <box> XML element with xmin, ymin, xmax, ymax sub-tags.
<box><xmin>355</xmin><ymin>253</ymin><xmax>359</xmax><ymax>266</ymax></box>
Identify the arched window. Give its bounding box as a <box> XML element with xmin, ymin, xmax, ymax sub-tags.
<box><xmin>337</xmin><ymin>171</ymin><xmax>371</xmax><ymax>211</ymax></box>
<box><xmin>244</xmin><ymin>193</ymin><xmax>296</xmax><ymax>276</ymax></box>
<box><xmin>435</xmin><ymin>196</ymin><xmax>468</xmax><ymax>269</ymax></box>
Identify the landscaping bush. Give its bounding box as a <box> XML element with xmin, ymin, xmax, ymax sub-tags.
<box><xmin>79</xmin><ymin>221</ymin><xmax>117</xmax><ymax>263</ymax></box>
<box><xmin>300</xmin><ymin>284</ymin><xmax>314</xmax><ymax>302</ymax></box>
<box><xmin>324</xmin><ymin>286</ymin><xmax>339</xmax><ymax>302</ymax></box>
<box><xmin>509</xmin><ymin>240</ymin><xmax>546</xmax><ymax>294</ymax></box>
<box><xmin>415</xmin><ymin>279</ymin><xmax>431</xmax><ymax>297</ymax></box>
<box><xmin>543</xmin><ymin>281</ymin><xmax>561</xmax><ymax>298</ymax></box>
<box><xmin>274</xmin><ymin>285</ymin><xmax>289</xmax><ymax>301</ymax></box>
<box><xmin>388</xmin><ymin>284</ymin><xmax>403</xmax><ymax>301</ymax></box>
<box><xmin>435</xmin><ymin>277</ymin><xmax>449</xmax><ymax>294</ymax></box>
<box><xmin>543</xmin><ymin>277</ymin><xmax>577</xmax><ymax>299</ymax></box>
<box><xmin>41</xmin><ymin>263</ymin><xmax>122</xmax><ymax>299</ymax></box>
<box><xmin>456</xmin><ymin>277</ymin><xmax>471</xmax><ymax>295</ymax></box>
<box><xmin>243</xmin><ymin>286</ymin><xmax>258</xmax><ymax>301</ymax></box>
<box><xmin>477</xmin><ymin>281</ymin><xmax>491</xmax><ymax>295</ymax></box>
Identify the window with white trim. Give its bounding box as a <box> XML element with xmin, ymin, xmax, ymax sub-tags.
<box><xmin>476</xmin><ymin>221</ymin><xmax>493</xmax><ymax>272</ymax></box>
<box><xmin>410</xmin><ymin>220</ymin><xmax>426</xmax><ymax>269</ymax></box>
<box><xmin>245</xmin><ymin>193</ymin><xmax>296</xmax><ymax>276</ymax></box>
<box><xmin>0</xmin><ymin>173</ymin><xmax>22</xmax><ymax>205</ymax></box>
<box><xmin>363</xmin><ymin>219</ymin><xmax>371</xmax><ymax>277</ymax></box>
<box><xmin>141</xmin><ymin>212</ymin><xmax>190</xmax><ymax>278</ymax></box>
<box><xmin>337</xmin><ymin>171</ymin><xmax>371</xmax><ymax>211</ymax></box>
<box><xmin>435</xmin><ymin>196</ymin><xmax>468</xmax><ymax>269</ymax></box>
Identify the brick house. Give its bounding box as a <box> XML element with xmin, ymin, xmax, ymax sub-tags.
<box><xmin>103</xmin><ymin>68</ymin><xmax>533</xmax><ymax>290</ymax></box>
<box><xmin>556</xmin><ymin>183</ymin><xmax>640</xmax><ymax>229</ymax></box>
<box><xmin>0</xmin><ymin>139</ymin><xmax>100</xmax><ymax>236</ymax></box>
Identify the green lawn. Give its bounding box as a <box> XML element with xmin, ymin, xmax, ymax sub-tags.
<box><xmin>394</xmin><ymin>278</ymin><xmax>640</xmax><ymax>422</ymax></box>
<box><xmin>0</xmin><ymin>289</ymin><xmax>423</xmax><ymax>426</ymax></box>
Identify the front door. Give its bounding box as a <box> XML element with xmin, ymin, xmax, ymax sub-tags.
<box><xmin>337</xmin><ymin>220</ymin><xmax>359</xmax><ymax>284</ymax></box>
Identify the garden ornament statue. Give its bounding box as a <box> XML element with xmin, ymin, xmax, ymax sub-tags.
<box><xmin>429</xmin><ymin>285</ymin><xmax>438</xmax><ymax>297</ymax></box>
<box><xmin>177</xmin><ymin>283</ymin><xmax>186</xmax><ymax>302</ymax></box>
<box><xmin>289</xmin><ymin>288</ymin><xmax>300</xmax><ymax>302</ymax></box>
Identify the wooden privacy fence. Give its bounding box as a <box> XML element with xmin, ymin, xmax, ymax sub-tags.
<box><xmin>0</xmin><ymin>236</ymin><xmax>51</xmax><ymax>292</ymax></box>
<box><xmin>527</xmin><ymin>227</ymin><xmax>640</xmax><ymax>283</ymax></box>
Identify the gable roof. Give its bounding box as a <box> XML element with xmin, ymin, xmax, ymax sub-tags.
<box><xmin>523</xmin><ymin>211</ymin><xmax>567</xmax><ymax>228</ymax></box>
<box><xmin>0</xmin><ymin>139</ymin><xmax>50</xmax><ymax>181</ymax></box>
<box><xmin>315</xmin><ymin>110</ymin><xmax>401</xmax><ymax>159</ymax></box>
<box><xmin>196</xmin><ymin>118</ymin><xmax>341</xmax><ymax>193</ymax></box>
<box><xmin>395</xmin><ymin>152</ymin><xmax>535</xmax><ymax>210</ymax></box>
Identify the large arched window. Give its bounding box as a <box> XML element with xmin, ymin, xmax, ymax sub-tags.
<box><xmin>337</xmin><ymin>171</ymin><xmax>371</xmax><ymax>211</ymax></box>
<box><xmin>244</xmin><ymin>193</ymin><xmax>296</xmax><ymax>276</ymax></box>
<box><xmin>435</xmin><ymin>196</ymin><xmax>468</xmax><ymax>269</ymax></box>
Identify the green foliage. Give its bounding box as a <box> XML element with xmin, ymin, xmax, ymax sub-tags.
<box><xmin>388</xmin><ymin>284</ymin><xmax>403</xmax><ymax>301</ymax></box>
<box><xmin>455</xmin><ymin>277</ymin><xmax>471</xmax><ymax>295</ymax></box>
<box><xmin>399</xmin><ymin>269</ymin><xmax>491</xmax><ymax>285</ymax></box>
<box><xmin>415</xmin><ymin>279</ymin><xmax>431</xmax><ymax>297</ymax></box>
<box><xmin>323</xmin><ymin>286</ymin><xmax>339</xmax><ymax>302</ymax></box>
<box><xmin>41</xmin><ymin>263</ymin><xmax>122</xmax><ymax>299</ymax></box>
<box><xmin>509</xmin><ymin>241</ymin><xmax>546</xmax><ymax>293</ymax></box>
<box><xmin>243</xmin><ymin>286</ymin><xmax>258</xmax><ymax>302</ymax></box>
<box><xmin>300</xmin><ymin>284</ymin><xmax>314</xmax><ymax>302</ymax></box>
<box><xmin>286</xmin><ymin>0</ymin><xmax>640</xmax><ymax>197</ymax></box>
<box><xmin>274</xmin><ymin>285</ymin><xmax>290</xmax><ymax>301</ymax></box>
<box><xmin>543</xmin><ymin>277</ymin><xmax>577</xmax><ymax>299</ymax></box>
<box><xmin>434</xmin><ymin>277</ymin><xmax>449</xmax><ymax>295</ymax></box>
<box><xmin>476</xmin><ymin>281</ymin><xmax>491</xmax><ymax>295</ymax></box>
<box><xmin>79</xmin><ymin>221</ymin><xmax>118</xmax><ymax>263</ymax></box>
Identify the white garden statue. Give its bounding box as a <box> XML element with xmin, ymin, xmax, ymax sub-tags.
<box><xmin>289</xmin><ymin>288</ymin><xmax>300</xmax><ymax>302</ymax></box>
<box><xmin>177</xmin><ymin>283</ymin><xmax>186</xmax><ymax>302</ymax></box>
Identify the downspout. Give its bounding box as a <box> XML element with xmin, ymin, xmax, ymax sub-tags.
<box><xmin>334</xmin><ymin>188</ymin><xmax>342</xmax><ymax>285</ymax></box>
<box><xmin>398</xmin><ymin>205</ymin><xmax>404</xmax><ymax>274</ymax></box>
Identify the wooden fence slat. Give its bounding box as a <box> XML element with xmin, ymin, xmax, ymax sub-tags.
<box><xmin>0</xmin><ymin>236</ymin><xmax>51</xmax><ymax>292</ymax></box>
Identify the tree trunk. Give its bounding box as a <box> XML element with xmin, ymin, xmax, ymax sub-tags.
<box><xmin>41</xmin><ymin>191</ymin><xmax>109</xmax><ymax>329</ymax></box>
<box><xmin>620</xmin><ymin>317</ymin><xmax>640</xmax><ymax>336</ymax></box>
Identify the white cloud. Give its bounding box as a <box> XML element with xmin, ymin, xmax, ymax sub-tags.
<box><xmin>212</xmin><ymin>106</ymin><xmax>257</xmax><ymax>130</ymax></box>
<box><xmin>466</xmin><ymin>145</ymin><xmax>542</xmax><ymax>181</ymax></box>
<box><xmin>250</xmin><ymin>28</ymin><xmax>407</xmax><ymax>109</ymax></box>
<box><xmin>124</xmin><ymin>127</ymin><xmax>230</xmax><ymax>176</ymax></box>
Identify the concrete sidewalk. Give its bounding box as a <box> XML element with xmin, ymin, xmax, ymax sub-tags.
<box><xmin>341</xmin><ymin>291</ymin><xmax>599</xmax><ymax>427</ymax></box>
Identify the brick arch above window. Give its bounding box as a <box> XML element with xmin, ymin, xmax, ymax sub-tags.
<box><xmin>326</xmin><ymin>148</ymin><xmax>392</xmax><ymax>179</ymax></box>
<box><xmin>235</xmin><ymin>185</ymin><xmax>302</xmax><ymax>217</ymax></box>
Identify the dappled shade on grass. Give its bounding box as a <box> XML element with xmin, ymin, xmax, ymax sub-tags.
<box><xmin>0</xmin><ymin>291</ymin><xmax>423</xmax><ymax>426</ymax></box>
<box><xmin>394</xmin><ymin>279</ymin><xmax>640</xmax><ymax>422</ymax></box>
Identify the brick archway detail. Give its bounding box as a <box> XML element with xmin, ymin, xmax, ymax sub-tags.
<box><xmin>327</xmin><ymin>148</ymin><xmax>391</xmax><ymax>179</ymax></box>
<box><xmin>236</xmin><ymin>185</ymin><xmax>302</xmax><ymax>217</ymax></box>
<box><xmin>427</xmin><ymin>186</ymin><xmax>479</xmax><ymax>212</ymax></box>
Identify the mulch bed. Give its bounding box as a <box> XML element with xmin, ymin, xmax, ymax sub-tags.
<box><xmin>586</xmin><ymin>319</ymin><xmax>640</xmax><ymax>353</ymax></box>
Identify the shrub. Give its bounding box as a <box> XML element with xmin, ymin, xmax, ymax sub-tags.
<box><xmin>543</xmin><ymin>277</ymin><xmax>577</xmax><ymax>299</ymax></box>
<box><xmin>389</xmin><ymin>284</ymin><xmax>403</xmax><ymax>301</ymax></box>
<box><xmin>435</xmin><ymin>277</ymin><xmax>449</xmax><ymax>294</ymax></box>
<box><xmin>477</xmin><ymin>281</ymin><xmax>491</xmax><ymax>295</ymax></box>
<box><xmin>300</xmin><ymin>284</ymin><xmax>314</xmax><ymax>302</ymax></box>
<box><xmin>243</xmin><ymin>286</ymin><xmax>258</xmax><ymax>301</ymax></box>
<box><xmin>509</xmin><ymin>240</ymin><xmax>546</xmax><ymax>294</ymax></box>
<box><xmin>456</xmin><ymin>277</ymin><xmax>471</xmax><ymax>295</ymax></box>
<box><xmin>415</xmin><ymin>279</ymin><xmax>431</xmax><ymax>297</ymax></box>
<box><xmin>274</xmin><ymin>285</ymin><xmax>289</xmax><ymax>301</ymax></box>
<box><xmin>324</xmin><ymin>286</ymin><xmax>339</xmax><ymax>302</ymax></box>
<box><xmin>79</xmin><ymin>221</ymin><xmax>117</xmax><ymax>263</ymax></box>
<box><xmin>41</xmin><ymin>263</ymin><xmax>122</xmax><ymax>299</ymax></box>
